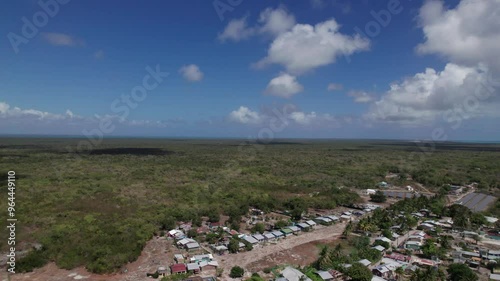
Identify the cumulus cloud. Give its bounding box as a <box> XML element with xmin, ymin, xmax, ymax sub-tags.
<box><xmin>218</xmin><ymin>7</ymin><xmax>295</xmax><ymax>42</ymax></box>
<box><xmin>0</xmin><ymin>101</ymin><xmax>183</xmax><ymax>132</ymax></box>
<box><xmin>228</xmin><ymin>106</ymin><xmax>263</xmax><ymax>124</ymax></box>
<box><xmin>41</xmin><ymin>32</ymin><xmax>83</xmax><ymax>47</ymax></box>
<box><xmin>364</xmin><ymin>0</ymin><xmax>500</xmax><ymax>126</ymax></box>
<box><xmin>366</xmin><ymin>63</ymin><xmax>498</xmax><ymax>124</ymax></box>
<box><xmin>228</xmin><ymin>104</ymin><xmax>341</xmax><ymax>128</ymax></box>
<box><xmin>289</xmin><ymin>111</ymin><xmax>318</xmax><ymax>125</ymax></box>
<box><xmin>265</xmin><ymin>73</ymin><xmax>304</xmax><ymax>98</ymax></box>
<box><xmin>348</xmin><ymin>91</ymin><xmax>375</xmax><ymax>103</ymax></box>
<box><xmin>258</xmin><ymin>7</ymin><xmax>296</xmax><ymax>37</ymax></box>
<box><xmin>327</xmin><ymin>83</ymin><xmax>343</xmax><ymax>91</ymax></box>
<box><xmin>255</xmin><ymin>19</ymin><xmax>370</xmax><ymax>74</ymax></box>
<box><xmin>217</xmin><ymin>17</ymin><xmax>256</xmax><ymax>42</ymax></box>
<box><xmin>179</xmin><ymin>64</ymin><xmax>204</xmax><ymax>82</ymax></box>
<box><xmin>0</xmin><ymin>101</ymin><xmax>78</xmax><ymax>121</ymax></box>
<box><xmin>417</xmin><ymin>0</ymin><xmax>500</xmax><ymax>71</ymax></box>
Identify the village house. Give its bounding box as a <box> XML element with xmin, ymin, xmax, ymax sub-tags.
<box><xmin>243</xmin><ymin>235</ymin><xmax>259</xmax><ymax>245</ymax></box>
<box><xmin>212</xmin><ymin>245</ymin><xmax>228</xmax><ymax>255</ymax></box>
<box><xmin>365</xmin><ymin>189</ymin><xmax>377</xmax><ymax>195</ymax></box>
<box><xmin>372</xmin><ymin>265</ymin><xmax>391</xmax><ymax>279</ymax></box>
<box><xmin>199</xmin><ymin>260</ymin><xmax>219</xmax><ymax>271</ymax></box>
<box><xmin>288</xmin><ymin>226</ymin><xmax>301</xmax><ymax>233</ymax></box>
<box><xmin>187</xmin><ymin>263</ymin><xmax>200</xmax><ymax>274</ymax></box>
<box><xmin>315</xmin><ymin>270</ymin><xmax>334</xmax><ymax>281</ymax></box>
<box><xmin>326</xmin><ymin>215</ymin><xmax>339</xmax><ymax>222</ymax></box>
<box><xmin>281</xmin><ymin>228</ymin><xmax>293</xmax><ymax>237</ymax></box>
<box><xmin>353</xmin><ymin>210</ymin><xmax>366</xmax><ymax>217</ymax></box>
<box><xmin>174</xmin><ymin>254</ymin><xmax>185</xmax><ymax>263</ymax></box>
<box><xmin>315</xmin><ymin>217</ymin><xmax>333</xmax><ymax>225</ymax></box>
<box><xmin>411</xmin><ymin>212</ymin><xmax>425</xmax><ymax>219</ymax></box>
<box><xmin>190</xmin><ymin>254</ymin><xmax>213</xmax><ymax>263</ymax></box>
<box><xmin>490</xmin><ymin>274</ymin><xmax>500</xmax><ymax>281</ymax></box>
<box><xmin>358</xmin><ymin>259</ymin><xmax>372</xmax><ymax>267</ymax></box>
<box><xmin>209</xmin><ymin>221</ymin><xmax>222</xmax><ymax>231</ymax></box>
<box><xmin>264</xmin><ymin>232</ymin><xmax>276</xmax><ymax>241</ymax></box>
<box><xmin>404</xmin><ymin>241</ymin><xmax>422</xmax><ymax>250</ymax></box>
<box><xmin>376</xmin><ymin>236</ymin><xmax>392</xmax><ymax>244</ymax></box>
<box><xmin>297</xmin><ymin>222</ymin><xmax>310</xmax><ymax>230</ymax></box>
<box><xmin>372</xmin><ymin>245</ymin><xmax>386</xmax><ymax>253</ymax></box>
<box><xmin>252</xmin><ymin>234</ymin><xmax>266</xmax><ymax>242</ymax></box>
<box><xmin>305</xmin><ymin>220</ymin><xmax>317</xmax><ymax>227</ymax></box>
<box><xmin>170</xmin><ymin>263</ymin><xmax>187</xmax><ymax>274</ymax></box>
<box><xmin>487</xmin><ymin>250</ymin><xmax>500</xmax><ymax>261</ymax></box>
<box><xmin>177</xmin><ymin>238</ymin><xmax>197</xmax><ymax>248</ymax></box>
<box><xmin>281</xmin><ymin>266</ymin><xmax>312</xmax><ymax>281</ymax></box>
<box><xmin>272</xmin><ymin>230</ymin><xmax>284</xmax><ymax>239</ymax></box>
<box><xmin>157</xmin><ymin>266</ymin><xmax>167</xmax><ymax>277</ymax></box>
<box><xmin>186</xmin><ymin>242</ymin><xmax>201</xmax><ymax>251</ymax></box>
<box><xmin>169</xmin><ymin>229</ymin><xmax>186</xmax><ymax>239</ymax></box>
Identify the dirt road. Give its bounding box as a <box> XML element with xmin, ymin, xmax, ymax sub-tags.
<box><xmin>217</xmin><ymin>222</ymin><xmax>346</xmax><ymax>280</ymax></box>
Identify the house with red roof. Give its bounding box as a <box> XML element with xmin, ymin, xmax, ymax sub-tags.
<box><xmin>170</xmin><ymin>263</ymin><xmax>187</xmax><ymax>274</ymax></box>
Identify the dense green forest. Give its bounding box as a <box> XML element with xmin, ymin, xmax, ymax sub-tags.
<box><xmin>0</xmin><ymin>138</ymin><xmax>499</xmax><ymax>273</ymax></box>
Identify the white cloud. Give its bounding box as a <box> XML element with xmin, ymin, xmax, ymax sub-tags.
<box><xmin>41</xmin><ymin>32</ymin><xmax>82</xmax><ymax>47</ymax></box>
<box><xmin>348</xmin><ymin>91</ymin><xmax>375</xmax><ymax>103</ymax></box>
<box><xmin>255</xmin><ymin>19</ymin><xmax>370</xmax><ymax>74</ymax></box>
<box><xmin>417</xmin><ymin>0</ymin><xmax>500</xmax><ymax>71</ymax></box>
<box><xmin>217</xmin><ymin>17</ymin><xmax>256</xmax><ymax>42</ymax></box>
<box><xmin>228</xmin><ymin>104</ymin><xmax>341</xmax><ymax>128</ymax></box>
<box><xmin>366</xmin><ymin>63</ymin><xmax>498</xmax><ymax>124</ymax></box>
<box><xmin>258</xmin><ymin>7</ymin><xmax>296</xmax><ymax>36</ymax></box>
<box><xmin>0</xmin><ymin>101</ymin><xmax>183</xmax><ymax>131</ymax></box>
<box><xmin>327</xmin><ymin>83</ymin><xmax>343</xmax><ymax>91</ymax></box>
<box><xmin>289</xmin><ymin>111</ymin><xmax>317</xmax><ymax>125</ymax></box>
<box><xmin>0</xmin><ymin>101</ymin><xmax>77</xmax><ymax>121</ymax></box>
<box><xmin>179</xmin><ymin>64</ymin><xmax>204</xmax><ymax>82</ymax></box>
<box><xmin>364</xmin><ymin>0</ymin><xmax>500</xmax><ymax>126</ymax></box>
<box><xmin>228</xmin><ymin>106</ymin><xmax>263</xmax><ymax>124</ymax></box>
<box><xmin>265</xmin><ymin>73</ymin><xmax>304</xmax><ymax>98</ymax></box>
<box><xmin>218</xmin><ymin>7</ymin><xmax>295</xmax><ymax>42</ymax></box>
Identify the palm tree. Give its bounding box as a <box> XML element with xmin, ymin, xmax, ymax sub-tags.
<box><xmin>395</xmin><ymin>267</ymin><xmax>404</xmax><ymax>280</ymax></box>
<box><xmin>342</xmin><ymin>222</ymin><xmax>353</xmax><ymax>238</ymax></box>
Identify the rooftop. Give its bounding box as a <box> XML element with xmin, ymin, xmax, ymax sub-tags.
<box><xmin>316</xmin><ymin>270</ymin><xmax>334</xmax><ymax>280</ymax></box>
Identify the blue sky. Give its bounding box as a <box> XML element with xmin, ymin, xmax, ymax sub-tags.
<box><xmin>1</xmin><ymin>0</ymin><xmax>499</xmax><ymax>140</ymax></box>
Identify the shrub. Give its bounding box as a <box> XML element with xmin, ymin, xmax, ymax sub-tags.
<box><xmin>230</xmin><ymin>266</ymin><xmax>245</xmax><ymax>278</ymax></box>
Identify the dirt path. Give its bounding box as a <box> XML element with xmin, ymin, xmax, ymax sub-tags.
<box><xmin>217</xmin><ymin>222</ymin><xmax>346</xmax><ymax>280</ymax></box>
<box><xmin>415</xmin><ymin>183</ymin><xmax>431</xmax><ymax>194</ymax></box>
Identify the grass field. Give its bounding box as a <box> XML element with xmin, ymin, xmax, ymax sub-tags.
<box><xmin>0</xmin><ymin>137</ymin><xmax>499</xmax><ymax>273</ymax></box>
